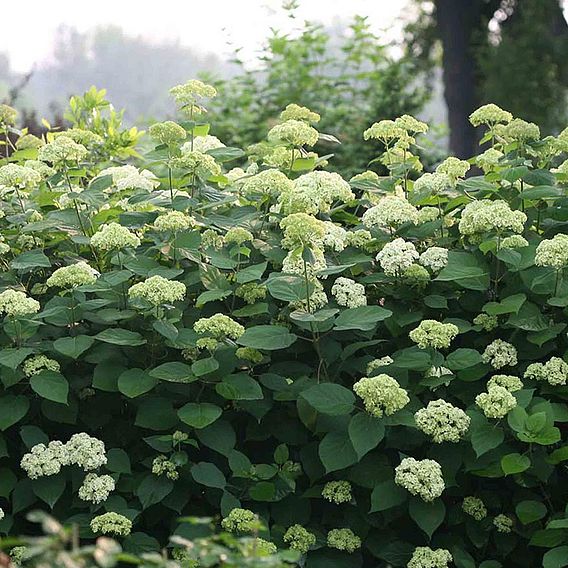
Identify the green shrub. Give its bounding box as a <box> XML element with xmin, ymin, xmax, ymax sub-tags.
<box><xmin>0</xmin><ymin>84</ymin><xmax>567</xmax><ymax>568</ymax></box>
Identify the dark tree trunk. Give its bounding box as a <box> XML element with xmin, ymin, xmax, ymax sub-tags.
<box><xmin>435</xmin><ymin>0</ymin><xmax>481</xmax><ymax>158</ymax></box>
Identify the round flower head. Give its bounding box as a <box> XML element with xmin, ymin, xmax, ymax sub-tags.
<box><xmin>194</xmin><ymin>313</ymin><xmax>245</xmax><ymax>340</ymax></box>
<box><xmin>236</xmin><ymin>347</ymin><xmax>263</xmax><ymax>364</ymax></box>
<box><xmin>235</xmin><ymin>283</ymin><xmax>266</xmax><ymax>305</ymax></box>
<box><xmin>535</xmin><ymin>234</ymin><xmax>568</xmax><ymax>268</ymax></box>
<box><xmin>241</xmin><ymin>169</ymin><xmax>294</xmax><ymax>198</ymax></box>
<box><xmin>488</xmin><ymin>374</ymin><xmax>523</xmax><ymax>392</ymax></box>
<box><xmin>173</xmin><ymin>150</ymin><xmax>221</xmax><ymax>179</ymax></box>
<box><xmin>0</xmin><ymin>164</ymin><xmax>42</xmax><ymax>189</ymax></box>
<box><xmin>322</xmin><ymin>221</ymin><xmax>347</xmax><ymax>252</ymax></box>
<box><xmin>278</xmin><ymin>171</ymin><xmax>354</xmax><ymax>215</ymax></box>
<box><xmin>501</xmin><ymin>235</ymin><xmax>529</xmax><ymax>249</ymax></box>
<box><xmin>20</xmin><ymin>442</ymin><xmax>68</xmax><ymax>479</ymax></box>
<box><xmin>362</xmin><ymin>195</ymin><xmax>419</xmax><ymax>230</ymax></box>
<box><xmin>482</xmin><ymin>339</ymin><xmax>517</xmax><ymax>369</ymax></box>
<box><xmin>169</xmin><ymin>79</ymin><xmax>217</xmax><ymax>114</ymax></box>
<box><xmin>46</xmin><ymin>262</ymin><xmax>98</xmax><ymax>289</ymax></box>
<box><xmin>0</xmin><ymin>103</ymin><xmax>18</xmax><ymax>126</ymax></box>
<box><xmin>476</xmin><ymin>385</ymin><xmax>517</xmax><ymax>419</ymax></box>
<box><xmin>475</xmin><ymin>148</ymin><xmax>503</xmax><ymax>172</ymax></box>
<box><xmin>414</xmin><ymin>399</ymin><xmax>470</xmax><ymax>443</ymax></box>
<box><xmin>152</xmin><ymin>455</ymin><xmax>179</xmax><ymax>480</ymax></box>
<box><xmin>345</xmin><ymin>229</ymin><xmax>373</xmax><ymax>249</ymax></box>
<box><xmin>221</xmin><ymin>508</ymin><xmax>260</xmax><ymax>534</ymax></box>
<box><xmin>148</xmin><ymin>121</ymin><xmax>186</xmax><ymax>145</ymax></box>
<box><xmin>413</xmin><ymin>172</ymin><xmax>451</xmax><ymax>196</ymax></box>
<box><xmin>499</xmin><ymin>118</ymin><xmax>540</xmax><ymax>143</ymax></box>
<box><xmin>366</xmin><ymin>356</ymin><xmax>393</xmax><ymax>375</ymax></box>
<box><xmin>376</xmin><ymin>238</ymin><xmax>419</xmax><ymax>277</ymax></box>
<box><xmin>436</xmin><ymin>156</ymin><xmax>470</xmax><ymax>181</ymax></box>
<box><xmin>201</xmin><ymin>229</ymin><xmax>224</xmax><ymax>250</ymax></box>
<box><xmin>395</xmin><ymin>114</ymin><xmax>428</xmax><ymax>134</ymax></box>
<box><xmin>283</xmin><ymin>524</ymin><xmax>316</xmax><ymax>554</ymax></box>
<box><xmin>418</xmin><ymin>208</ymin><xmax>440</xmax><ymax>225</ymax></box>
<box><xmin>493</xmin><ymin>514</ymin><xmax>514</xmax><ymax>533</ymax></box>
<box><xmin>23</xmin><ymin>355</ymin><xmax>60</xmax><ymax>377</ymax></box>
<box><xmin>462</xmin><ymin>496</ymin><xmax>487</xmax><ymax>521</ymax></box>
<box><xmin>154</xmin><ymin>211</ymin><xmax>194</xmax><ymax>233</ymax></box>
<box><xmin>224</xmin><ymin>227</ymin><xmax>254</xmax><ymax>246</ymax></box>
<box><xmin>331</xmin><ymin>277</ymin><xmax>367</xmax><ymax>308</ymax></box>
<box><xmin>409</xmin><ymin>320</ymin><xmax>459</xmax><ymax>350</ymax></box>
<box><xmin>268</xmin><ymin>119</ymin><xmax>319</xmax><ymax>147</ymax></box>
<box><xmin>38</xmin><ymin>135</ymin><xmax>88</xmax><ymax>164</ymax></box>
<box><xmin>394</xmin><ymin>457</ymin><xmax>445</xmax><ymax>502</ymax></box>
<box><xmin>280</xmin><ymin>214</ymin><xmax>325</xmax><ymax>251</ymax></box>
<box><xmin>98</xmin><ymin>165</ymin><xmax>159</xmax><ymax>192</ymax></box>
<box><xmin>65</xmin><ymin>433</ymin><xmax>107</xmax><ymax>470</ymax></box>
<box><xmin>473</xmin><ymin>313</ymin><xmax>498</xmax><ymax>331</ymax></box>
<box><xmin>0</xmin><ymin>289</ymin><xmax>40</xmax><ymax>317</ymax></box>
<box><xmin>459</xmin><ymin>200</ymin><xmax>526</xmax><ymax>237</ymax></box>
<box><xmin>419</xmin><ymin>247</ymin><xmax>448</xmax><ymax>273</ymax></box>
<box><xmin>363</xmin><ymin>120</ymin><xmax>405</xmax><ymax>142</ymax></box>
<box><xmin>322</xmin><ymin>480</ymin><xmax>352</xmax><ymax>504</ymax></box>
<box><xmin>280</xmin><ymin>104</ymin><xmax>320</xmax><ymax>124</ymax></box>
<box><xmin>408</xmin><ymin>547</ymin><xmax>452</xmax><ymax>568</ymax></box>
<box><xmin>326</xmin><ymin>528</ymin><xmax>361</xmax><ymax>553</ymax></box>
<box><xmin>91</xmin><ymin>222</ymin><xmax>141</xmax><ymax>251</ymax></box>
<box><xmin>282</xmin><ymin>247</ymin><xmax>327</xmax><ymax>280</ymax></box>
<box><xmin>469</xmin><ymin>104</ymin><xmax>512</xmax><ymax>127</ymax></box>
<box><xmin>128</xmin><ymin>275</ymin><xmax>186</xmax><ymax>306</ymax></box>
<box><xmin>524</xmin><ymin>356</ymin><xmax>568</xmax><ymax>386</ymax></box>
<box><xmin>402</xmin><ymin>264</ymin><xmax>430</xmax><ymax>289</ymax></box>
<box><xmin>185</xmin><ymin>134</ymin><xmax>226</xmax><ymax>153</ymax></box>
<box><xmin>353</xmin><ymin>374</ymin><xmax>409</xmax><ymax>417</ymax></box>
<box><xmin>78</xmin><ymin>473</ymin><xmax>115</xmax><ymax>504</ymax></box>
<box><xmin>90</xmin><ymin>512</ymin><xmax>132</xmax><ymax>537</ymax></box>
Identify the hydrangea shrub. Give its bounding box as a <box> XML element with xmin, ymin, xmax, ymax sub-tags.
<box><xmin>0</xmin><ymin>85</ymin><xmax>567</xmax><ymax>567</ymax></box>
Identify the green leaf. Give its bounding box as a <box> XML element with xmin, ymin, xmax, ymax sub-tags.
<box><xmin>32</xmin><ymin>475</ymin><xmax>65</xmax><ymax>508</ymax></box>
<box><xmin>236</xmin><ymin>262</ymin><xmax>267</xmax><ymax>284</ymax></box>
<box><xmin>516</xmin><ymin>500</ymin><xmax>548</xmax><ymax>525</ymax></box>
<box><xmin>436</xmin><ymin>252</ymin><xmax>490</xmax><ymax>290</ymax></box>
<box><xmin>301</xmin><ymin>383</ymin><xmax>355</xmax><ymax>416</ymax></box>
<box><xmin>53</xmin><ymin>335</ymin><xmax>94</xmax><ymax>359</ymax></box>
<box><xmin>0</xmin><ymin>347</ymin><xmax>33</xmax><ymax>369</ymax></box>
<box><xmin>135</xmin><ymin>397</ymin><xmax>178</xmax><ymax>431</ymax></box>
<box><xmin>136</xmin><ymin>475</ymin><xmax>173</xmax><ymax>508</ymax></box>
<box><xmin>191</xmin><ymin>462</ymin><xmax>226</xmax><ymax>489</ymax></box>
<box><xmin>543</xmin><ymin>547</ymin><xmax>568</xmax><ymax>568</ymax></box>
<box><xmin>334</xmin><ymin>305</ymin><xmax>392</xmax><ymax>331</ymax></box>
<box><xmin>0</xmin><ymin>395</ymin><xmax>29</xmax><ymax>430</ymax></box>
<box><xmin>370</xmin><ymin>479</ymin><xmax>407</xmax><ymax>512</ymax></box>
<box><xmin>11</xmin><ymin>249</ymin><xmax>51</xmax><ymax>270</ymax></box>
<box><xmin>348</xmin><ymin>413</ymin><xmax>385</xmax><ymax>459</ymax></box>
<box><xmin>149</xmin><ymin>362</ymin><xmax>196</xmax><ymax>383</ymax></box>
<box><xmin>107</xmin><ymin>448</ymin><xmax>131</xmax><ymax>474</ymax></box>
<box><xmin>471</xmin><ymin>422</ymin><xmax>504</xmax><ymax>457</ymax></box>
<box><xmin>409</xmin><ymin>498</ymin><xmax>445</xmax><ymax>538</ymax></box>
<box><xmin>318</xmin><ymin>431</ymin><xmax>358</xmax><ymax>473</ymax></box>
<box><xmin>191</xmin><ymin>357</ymin><xmax>219</xmax><ymax>377</ymax></box>
<box><xmin>216</xmin><ymin>373</ymin><xmax>263</xmax><ymax>400</ymax></box>
<box><xmin>118</xmin><ymin>369</ymin><xmax>157</xmax><ymax>398</ymax></box>
<box><xmin>445</xmin><ymin>348</ymin><xmax>482</xmax><ymax>371</ymax></box>
<box><xmin>178</xmin><ymin>403</ymin><xmax>222</xmax><ymax>429</ymax></box>
<box><xmin>501</xmin><ymin>453</ymin><xmax>531</xmax><ymax>475</ymax></box>
<box><xmin>30</xmin><ymin>371</ymin><xmax>69</xmax><ymax>404</ymax></box>
<box><xmin>266</xmin><ymin>274</ymin><xmax>312</xmax><ymax>302</ymax></box>
<box><xmin>237</xmin><ymin>325</ymin><xmax>297</xmax><ymax>350</ymax></box>
<box><xmin>96</xmin><ymin>328</ymin><xmax>146</xmax><ymax>346</ymax></box>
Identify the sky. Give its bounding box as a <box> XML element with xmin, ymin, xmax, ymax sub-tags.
<box><xmin>1</xmin><ymin>0</ymin><xmax>410</xmax><ymax>72</ymax></box>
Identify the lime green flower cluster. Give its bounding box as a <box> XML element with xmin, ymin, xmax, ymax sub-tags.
<box><xmin>224</xmin><ymin>227</ymin><xmax>254</xmax><ymax>245</ymax></box>
<box><xmin>493</xmin><ymin>514</ymin><xmax>514</xmax><ymax>533</ymax></box>
<box><xmin>488</xmin><ymin>374</ymin><xmax>523</xmax><ymax>392</ymax></box>
<box><xmin>395</xmin><ymin>457</ymin><xmax>445</xmax><ymax>502</ymax></box>
<box><xmin>500</xmin><ymin>235</ymin><xmax>529</xmax><ymax>249</ymax></box>
<box><xmin>344</xmin><ymin>229</ymin><xmax>373</xmax><ymax>249</ymax></box>
<box><xmin>152</xmin><ymin>455</ymin><xmax>179</xmax><ymax>480</ymax></box>
<box><xmin>278</xmin><ymin>171</ymin><xmax>354</xmax><ymax>215</ymax></box>
<box><xmin>242</xmin><ymin>538</ymin><xmax>277</xmax><ymax>556</ymax></box>
<box><xmin>56</xmin><ymin>128</ymin><xmax>103</xmax><ymax>147</ymax></box>
<box><xmin>38</xmin><ymin>135</ymin><xmax>88</xmax><ymax>164</ymax></box>
<box><xmin>0</xmin><ymin>164</ymin><xmax>42</xmax><ymax>189</ymax></box>
<box><xmin>413</xmin><ymin>172</ymin><xmax>450</xmax><ymax>196</ymax></box>
<box><xmin>322</xmin><ymin>221</ymin><xmax>347</xmax><ymax>252</ymax></box>
<box><xmin>419</xmin><ymin>247</ymin><xmax>448</xmax><ymax>273</ymax></box>
<box><xmin>187</xmin><ymin>134</ymin><xmax>225</xmax><ymax>153</ymax></box>
<box><xmin>408</xmin><ymin>547</ymin><xmax>452</xmax><ymax>568</ymax></box>
<box><xmin>91</xmin><ymin>222</ymin><xmax>141</xmax><ymax>251</ymax></box>
<box><xmin>78</xmin><ymin>473</ymin><xmax>115</xmax><ymax>504</ymax></box>
<box><xmin>169</xmin><ymin>79</ymin><xmax>217</xmax><ymax>115</ymax></box>
<box><xmin>476</xmin><ymin>385</ymin><xmax>517</xmax><ymax>418</ymax></box>
<box><xmin>235</xmin><ymin>283</ymin><xmax>267</xmax><ymax>305</ymax></box>
<box><xmin>0</xmin><ymin>103</ymin><xmax>18</xmax><ymax>125</ymax></box>
<box><xmin>414</xmin><ymin>399</ymin><xmax>470</xmax><ymax>443</ymax></box>
<box><xmin>462</xmin><ymin>496</ymin><xmax>488</xmax><ymax>521</ymax></box>
<box><xmin>201</xmin><ymin>229</ymin><xmax>224</xmax><ymax>250</ymax></box>
<box><xmin>0</xmin><ymin>289</ymin><xmax>40</xmax><ymax>317</ymax></box>
<box><xmin>282</xmin><ymin>247</ymin><xmax>327</xmax><ymax>280</ymax></box>
<box><xmin>353</xmin><ymin>374</ymin><xmax>409</xmax><ymax>417</ymax></box>
<box><xmin>331</xmin><ymin>277</ymin><xmax>367</xmax><ymax>308</ymax></box>
<box><xmin>128</xmin><ymin>275</ymin><xmax>186</xmax><ymax>306</ymax></box>
<box><xmin>475</xmin><ymin>148</ymin><xmax>504</xmax><ymax>172</ymax></box>
<box><xmin>149</xmin><ymin>121</ymin><xmax>186</xmax><ymax>145</ymax></box>
<box><xmin>154</xmin><ymin>211</ymin><xmax>194</xmax><ymax>232</ymax></box>
<box><xmin>326</xmin><ymin>528</ymin><xmax>361</xmax><ymax>553</ymax></box>
<box><xmin>280</xmin><ymin>104</ymin><xmax>320</xmax><ymax>124</ymax></box>
<box><xmin>402</xmin><ymin>263</ymin><xmax>430</xmax><ymax>289</ymax></box>
<box><xmin>366</xmin><ymin>356</ymin><xmax>393</xmax><ymax>375</ymax></box>
<box><xmin>173</xmin><ymin>150</ymin><xmax>222</xmax><ymax>179</ymax></box>
<box><xmin>22</xmin><ymin>355</ymin><xmax>60</xmax><ymax>377</ymax></box>
<box><xmin>280</xmin><ymin>213</ymin><xmax>326</xmax><ymax>249</ymax></box>
<box><xmin>535</xmin><ymin>233</ymin><xmax>568</xmax><ymax>268</ymax></box>
<box><xmin>409</xmin><ymin>320</ymin><xmax>459</xmax><ymax>350</ymax></box>
<box><xmin>459</xmin><ymin>200</ymin><xmax>526</xmax><ymax>238</ymax></box>
<box><xmin>436</xmin><ymin>156</ymin><xmax>470</xmax><ymax>181</ymax></box>
<box><xmin>268</xmin><ymin>119</ymin><xmax>319</xmax><ymax>147</ymax></box>
<box><xmin>236</xmin><ymin>347</ymin><xmax>263</xmax><ymax>364</ymax></box>
<box><xmin>498</xmin><ymin>118</ymin><xmax>540</xmax><ymax>142</ymax></box>
<box><xmin>221</xmin><ymin>508</ymin><xmax>260</xmax><ymax>533</ymax></box>
<box><xmin>283</xmin><ymin>524</ymin><xmax>316</xmax><ymax>554</ymax></box>
<box><xmin>46</xmin><ymin>261</ymin><xmax>98</xmax><ymax>289</ymax></box>
<box><xmin>9</xmin><ymin>546</ymin><xmax>26</xmax><ymax>566</ymax></box>
<box><xmin>469</xmin><ymin>103</ymin><xmax>512</xmax><ymax>127</ymax></box>
<box><xmin>90</xmin><ymin>512</ymin><xmax>132</xmax><ymax>536</ymax></box>
<box><xmin>482</xmin><ymin>339</ymin><xmax>517</xmax><ymax>369</ymax></box>
<box><xmin>194</xmin><ymin>314</ymin><xmax>245</xmax><ymax>347</ymax></box>
<box><xmin>362</xmin><ymin>195</ymin><xmax>419</xmax><ymax>230</ymax></box>
<box><xmin>376</xmin><ymin>238</ymin><xmax>419</xmax><ymax>276</ymax></box>
<box><xmin>473</xmin><ymin>313</ymin><xmax>498</xmax><ymax>331</ymax></box>
<box><xmin>241</xmin><ymin>169</ymin><xmax>294</xmax><ymax>198</ymax></box>
<box><xmin>524</xmin><ymin>357</ymin><xmax>568</xmax><ymax>386</ymax></box>
<box><xmin>322</xmin><ymin>480</ymin><xmax>352</xmax><ymax>504</ymax></box>
<box><xmin>98</xmin><ymin>165</ymin><xmax>159</xmax><ymax>192</ymax></box>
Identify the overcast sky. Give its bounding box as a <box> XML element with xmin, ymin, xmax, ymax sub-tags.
<box><xmin>1</xmin><ymin>0</ymin><xmax>410</xmax><ymax>72</ymax></box>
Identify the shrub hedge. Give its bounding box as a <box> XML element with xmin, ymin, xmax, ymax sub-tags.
<box><xmin>0</xmin><ymin>87</ymin><xmax>567</xmax><ymax>568</ymax></box>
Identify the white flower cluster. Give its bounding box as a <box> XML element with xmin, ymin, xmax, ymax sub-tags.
<box><xmin>98</xmin><ymin>165</ymin><xmax>159</xmax><ymax>192</ymax></box>
<box><xmin>482</xmin><ymin>339</ymin><xmax>518</xmax><ymax>369</ymax></box>
<box><xmin>395</xmin><ymin>457</ymin><xmax>445</xmax><ymax>502</ymax></box>
<box><xmin>524</xmin><ymin>357</ymin><xmax>568</xmax><ymax>386</ymax></box>
<box><xmin>353</xmin><ymin>374</ymin><xmax>409</xmax><ymax>417</ymax></box>
<box><xmin>22</xmin><ymin>355</ymin><xmax>60</xmax><ymax>377</ymax></box>
<box><xmin>38</xmin><ymin>136</ymin><xmax>88</xmax><ymax>164</ymax></box>
<box><xmin>91</xmin><ymin>222</ymin><xmax>141</xmax><ymax>251</ymax></box>
<box><xmin>362</xmin><ymin>196</ymin><xmax>419</xmax><ymax>230</ymax></box>
<box><xmin>0</xmin><ymin>289</ymin><xmax>40</xmax><ymax>317</ymax></box>
<box><xmin>46</xmin><ymin>261</ymin><xmax>98</xmax><ymax>289</ymax></box>
<box><xmin>267</xmin><ymin>119</ymin><xmax>319</xmax><ymax>147</ymax></box>
<box><xmin>128</xmin><ymin>275</ymin><xmax>186</xmax><ymax>307</ymax></box>
<box><xmin>419</xmin><ymin>247</ymin><xmax>448</xmax><ymax>272</ymax></box>
<box><xmin>414</xmin><ymin>399</ymin><xmax>470</xmax><ymax>443</ymax></box>
<box><xmin>535</xmin><ymin>234</ymin><xmax>568</xmax><ymax>269</ymax></box>
<box><xmin>413</xmin><ymin>172</ymin><xmax>450</xmax><ymax>196</ymax></box>
<box><xmin>476</xmin><ymin>385</ymin><xmax>517</xmax><ymax>419</ymax></box>
<box><xmin>0</xmin><ymin>164</ymin><xmax>42</xmax><ymax>189</ymax></box>
<box><xmin>376</xmin><ymin>238</ymin><xmax>418</xmax><ymax>276</ymax></box>
<box><xmin>409</xmin><ymin>320</ymin><xmax>459</xmax><ymax>350</ymax></box>
<box><xmin>183</xmin><ymin>135</ymin><xmax>225</xmax><ymax>153</ymax></box>
<box><xmin>459</xmin><ymin>200</ymin><xmax>526</xmax><ymax>237</ymax></box>
<box><xmin>322</xmin><ymin>222</ymin><xmax>348</xmax><ymax>252</ymax></box>
<box><xmin>78</xmin><ymin>473</ymin><xmax>115</xmax><ymax>504</ymax></box>
<box><xmin>331</xmin><ymin>277</ymin><xmax>367</xmax><ymax>308</ymax></box>
<box><xmin>154</xmin><ymin>211</ymin><xmax>195</xmax><ymax>233</ymax></box>
<box><xmin>408</xmin><ymin>547</ymin><xmax>452</xmax><ymax>568</ymax></box>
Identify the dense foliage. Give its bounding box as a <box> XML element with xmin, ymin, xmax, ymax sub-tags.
<box><xmin>0</xmin><ymin>83</ymin><xmax>567</xmax><ymax>568</ymax></box>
